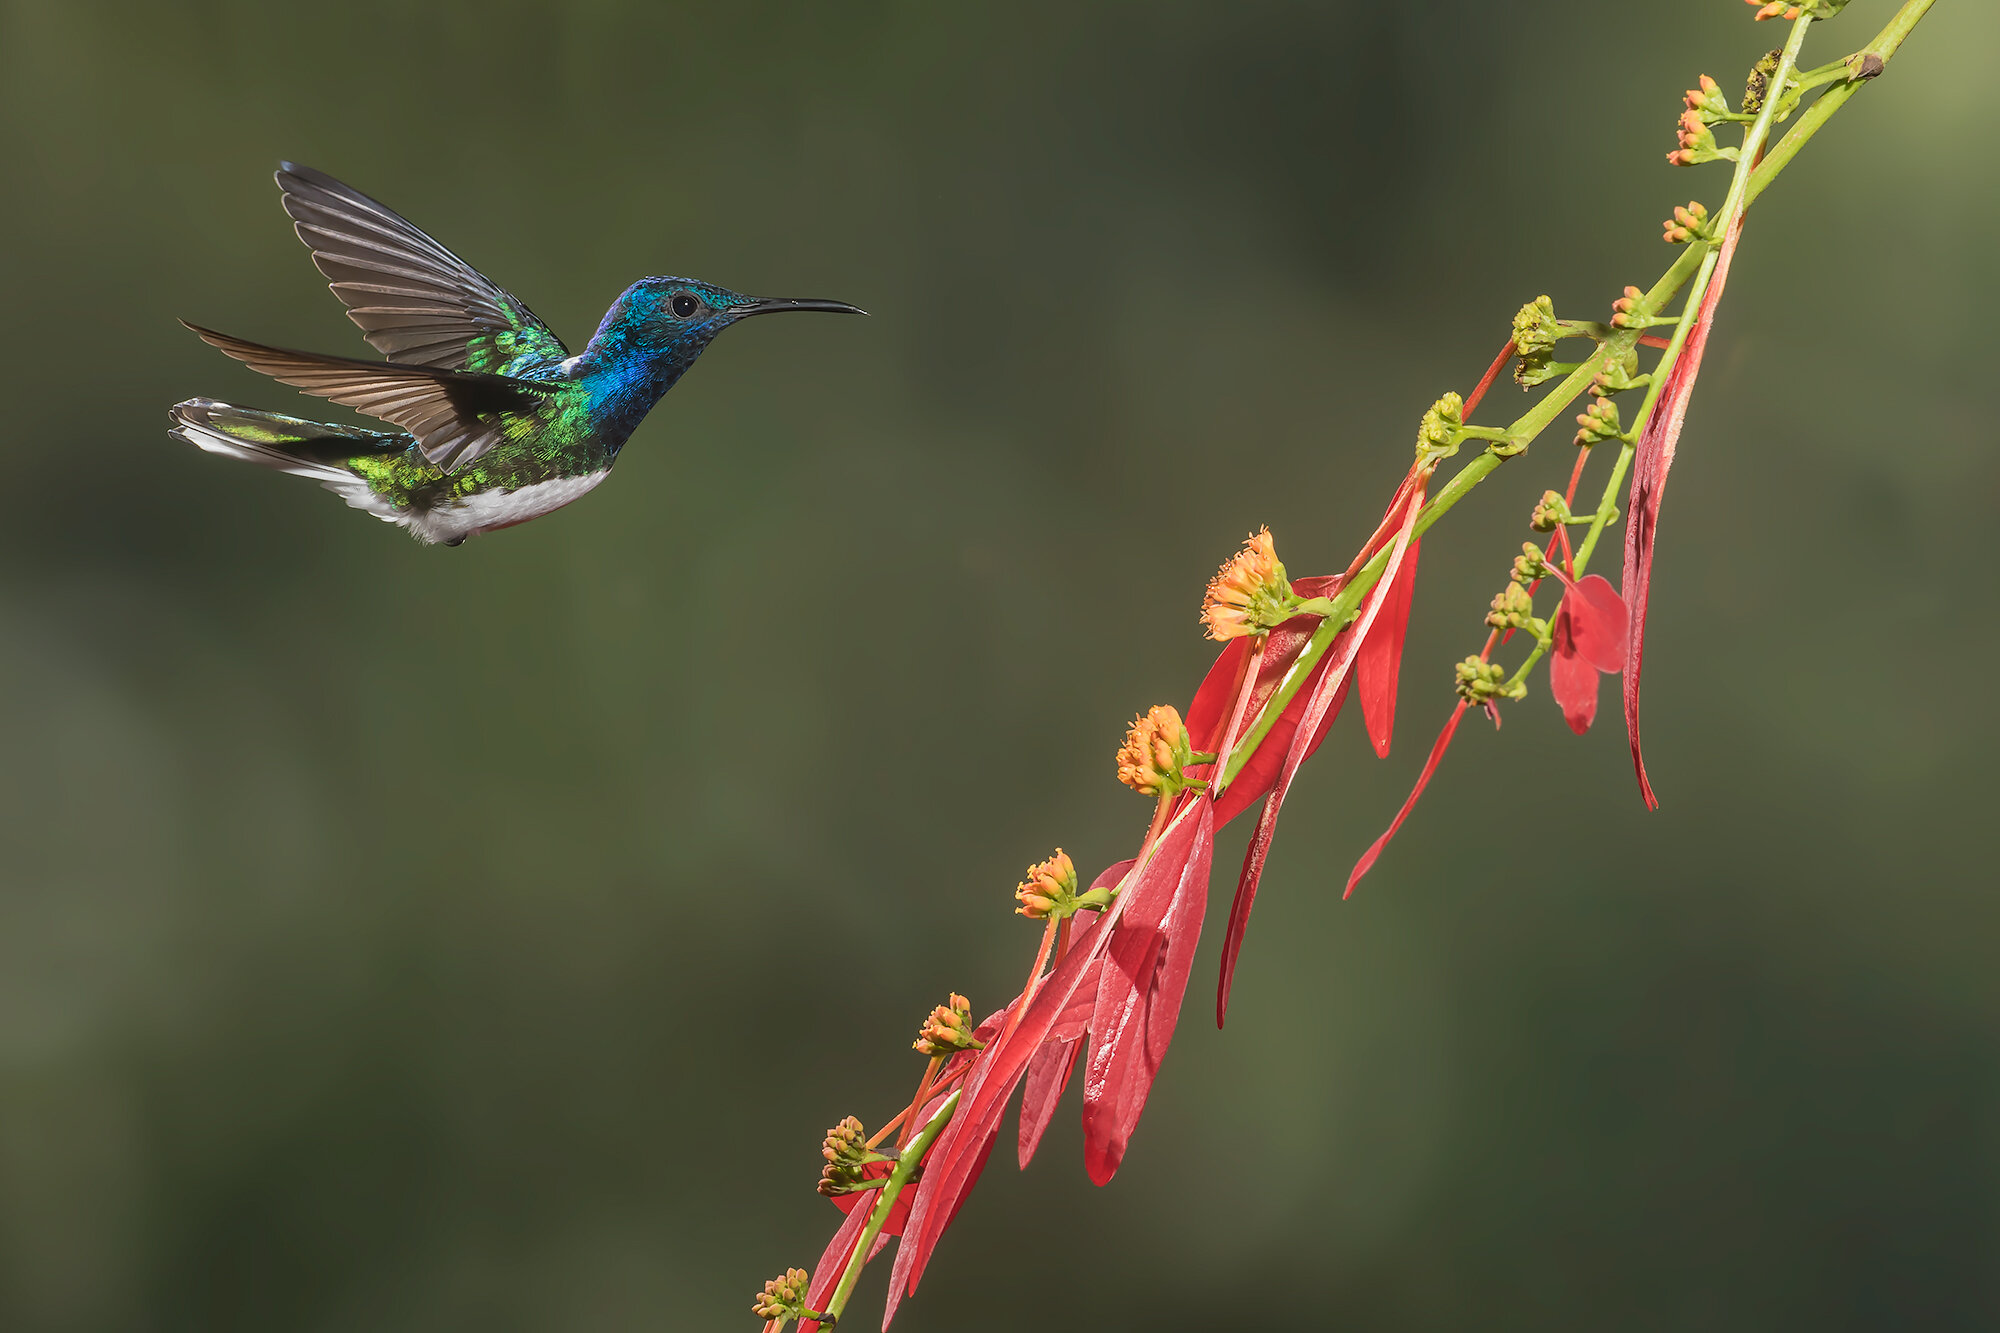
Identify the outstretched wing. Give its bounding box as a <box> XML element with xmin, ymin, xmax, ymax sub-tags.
<box><xmin>182</xmin><ymin>322</ymin><xmax>556</xmax><ymax>471</ymax></box>
<box><xmin>276</xmin><ymin>162</ymin><xmax>568</xmax><ymax>376</ymax></box>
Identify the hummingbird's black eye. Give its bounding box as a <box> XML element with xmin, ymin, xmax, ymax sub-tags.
<box><xmin>670</xmin><ymin>292</ymin><xmax>701</xmax><ymax>319</ymax></box>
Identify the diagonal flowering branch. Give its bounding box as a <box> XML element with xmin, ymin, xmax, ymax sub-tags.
<box><xmin>743</xmin><ymin>6</ymin><xmax>1937</xmax><ymax>1329</ymax></box>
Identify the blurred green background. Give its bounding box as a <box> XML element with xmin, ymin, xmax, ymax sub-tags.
<box><xmin>2</xmin><ymin>1</ymin><xmax>1995</xmax><ymax>1328</ymax></box>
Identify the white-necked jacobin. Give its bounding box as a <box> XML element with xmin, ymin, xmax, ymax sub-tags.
<box><xmin>169</xmin><ymin>163</ymin><xmax>863</xmax><ymax>545</ymax></box>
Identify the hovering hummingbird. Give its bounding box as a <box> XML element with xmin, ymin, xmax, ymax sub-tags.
<box><xmin>169</xmin><ymin>163</ymin><xmax>863</xmax><ymax>545</ymax></box>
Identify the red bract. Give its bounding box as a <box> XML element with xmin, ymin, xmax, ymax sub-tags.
<box><xmin>1544</xmin><ymin>573</ymin><xmax>1629</xmax><ymax>734</ymax></box>
<box><xmin>1217</xmin><ymin>482</ymin><xmax>1425</xmax><ymax>1025</ymax></box>
<box><xmin>1080</xmin><ymin>806</ymin><xmax>1216</xmax><ymax>1184</ymax></box>
<box><xmin>885</xmin><ymin>815</ymin><xmax>1214</xmax><ymax>1324</ymax></box>
<box><xmin>1355</xmin><ymin>538</ymin><xmax>1420</xmax><ymax>757</ymax></box>
<box><xmin>1623</xmin><ymin>213</ymin><xmax>1742</xmax><ymax>809</ymax></box>
<box><xmin>1345</xmin><ymin>699</ymin><xmax>1469</xmax><ymax>898</ymax></box>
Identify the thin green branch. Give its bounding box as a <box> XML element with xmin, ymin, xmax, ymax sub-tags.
<box><xmin>821</xmin><ymin>1090</ymin><xmax>960</xmax><ymax>1325</ymax></box>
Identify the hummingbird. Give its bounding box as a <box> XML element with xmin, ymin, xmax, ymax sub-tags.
<box><xmin>169</xmin><ymin>162</ymin><xmax>863</xmax><ymax>545</ymax></box>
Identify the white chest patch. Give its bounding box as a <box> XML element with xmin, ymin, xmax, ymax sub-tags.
<box><xmin>403</xmin><ymin>471</ymin><xmax>611</xmax><ymax>545</ymax></box>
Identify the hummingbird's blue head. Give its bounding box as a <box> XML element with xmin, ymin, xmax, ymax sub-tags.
<box><xmin>590</xmin><ymin>276</ymin><xmax>865</xmax><ymax>369</ymax></box>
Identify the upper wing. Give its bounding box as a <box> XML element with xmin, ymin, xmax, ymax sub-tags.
<box><xmin>182</xmin><ymin>321</ymin><xmax>557</xmax><ymax>471</ymax></box>
<box><xmin>275</xmin><ymin>162</ymin><xmax>569</xmax><ymax>375</ymax></box>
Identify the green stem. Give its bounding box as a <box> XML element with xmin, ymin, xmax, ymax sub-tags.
<box><xmin>821</xmin><ymin>1090</ymin><xmax>960</xmax><ymax>1325</ymax></box>
<box><xmin>1747</xmin><ymin>0</ymin><xmax>1938</xmax><ymax>207</ymax></box>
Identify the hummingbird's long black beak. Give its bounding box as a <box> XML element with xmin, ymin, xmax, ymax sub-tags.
<box><xmin>735</xmin><ymin>296</ymin><xmax>869</xmax><ymax>319</ymax></box>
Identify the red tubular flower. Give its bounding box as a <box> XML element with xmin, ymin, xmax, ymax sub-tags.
<box><xmin>1624</xmin><ymin>212</ymin><xmax>1742</xmax><ymax>808</ymax></box>
<box><xmin>1545</xmin><ymin>573</ymin><xmax>1629</xmax><ymax>734</ymax></box>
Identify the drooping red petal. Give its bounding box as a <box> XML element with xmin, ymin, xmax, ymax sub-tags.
<box><xmin>1563</xmin><ymin>573</ymin><xmax>1628</xmax><ymax>674</ymax></box>
<box><xmin>1355</xmin><ymin>538</ymin><xmax>1421</xmax><ymax>758</ymax></box>
<box><xmin>1079</xmin><ymin>802</ymin><xmax>1215</xmax><ymax>1185</ymax></box>
<box><xmin>1017</xmin><ymin>901</ymin><xmax>1112</xmax><ymax>1169</ymax></box>
<box><xmin>1218</xmin><ymin>492</ymin><xmax>1422</xmax><ymax>1025</ymax></box>
<box><xmin>1624</xmin><ymin>213</ymin><xmax>1743</xmax><ymax>811</ymax></box>
<box><xmin>1547</xmin><ymin>607</ymin><xmax>1600</xmax><ymax>735</ymax></box>
<box><xmin>887</xmin><ymin>818</ymin><xmax>1208</xmax><ymax>1322</ymax></box>
<box><xmin>1345</xmin><ymin>700</ymin><xmax>1469</xmax><ymax>898</ymax></box>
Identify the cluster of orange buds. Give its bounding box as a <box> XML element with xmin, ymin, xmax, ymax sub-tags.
<box><xmin>1575</xmin><ymin>396</ymin><xmax>1623</xmax><ymax>447</ymax></box>
<box><xmin>1014</xmin><ymin>849</ymin><xmax>1078</xmax><ymax>920</ymax></box>
<box><xmin>1116</xmin><ymin>704</ymin><xmax>1202</xmax><ymax>799</ymax></box>
<box><xmin>751</xmin><ymin>1268</ymin><xmax>812</xmax><ymax>1328</ymax></box>
<box><xmin>1202</xmin><ymin>528</ymin><xmax>1299</xmax><ymax>640</ymax></box>
<box><xmin>817</xmin><ymin>1114</ymin><xmax>884</xmax><ymax>1197</ymax></box>
<box><xmin>914</xmin><ymin>993</ymin><xmax>984</xmax><ymax>1056</ymax></box>
<box><xmin>1662</xmin><ymin>200</ymin><xmax>1714</xmax><ymax>245</ymax></box>
<box><xmin>1747</xmin><ymin>0</ymin><xmax>1807</xmax><ymax>19</ymax></box>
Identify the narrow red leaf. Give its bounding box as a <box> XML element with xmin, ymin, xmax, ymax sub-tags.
<box><xmin>1624</xmin><ymin>213</ymin><xmax>1743</xmax><ymax>810</ymax></box>
<box><xmin>1079</xmin><ymin>802</ymin><xmax>1215</xmax><ymax>1184</ymax></box>
<box><xmin>1345</xmin><ymin>701</ymin><xmax>1470</xmax><ymax>898</ymax></box>
<box><xmin>1218</xmin><ymin>491</ymin><xmax>1422</xmax><ymax>1025</ymax></box>
<box><xmin>1017</xmin><ymin>902</ymin><xmax>1112</xmax><ymax>1169</ymax></box>
<box><xmin>887</xmin><ymin>817</ymin><xmax>1207</xmax><ymax>1321</ymax></box>
<box><xmin>1355</xmin><ymin>538</ymin><xmax>1421</xmax><ymax>757</ymax></box>
<box><xmin>1016</xmin><ymin>1037</ymin><xmax>1082</xmax><ymax>1169</ymax></box>
<box><xmin>1547</xmin><ymin>607</ymin><xmax>1600</xmax><ymax>735</ymax></box>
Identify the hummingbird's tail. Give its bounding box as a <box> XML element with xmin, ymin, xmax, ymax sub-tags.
<box><xmin>167</xmin><ymin>398</ymin><xmax>405</xmax><ymax>477</ymax></box>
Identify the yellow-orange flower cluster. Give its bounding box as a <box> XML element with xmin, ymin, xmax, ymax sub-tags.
<box><xmin>1201</xmin><ymin>527</ymin><xmax>1294</xmax><ymax>641</ymax></box>
<box><xmin>914</xmin><ymin>992</ymin><xmax>983</xmax><ymax>1055</ymax></box>
<box><xmin>752</xmin><ymin>1268</ymin><xmax>810</xmax><ymax>1325</ymax></box>
<box><xmin>1014</xmin><ymin>849</ymin><xmax>1077</xmax><ymax>920</ymax></box>
<box><xmin>1116</xmin><ymin>704</ymin><xmax>1192</xmax><ymax>798</ymax></box>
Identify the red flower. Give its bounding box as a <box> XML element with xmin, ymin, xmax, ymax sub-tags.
<box><xmin>885</xmin><ymin>812</ymin><xmax>1214</xmax><ymax>1323</ymax></box>
<box><xmin>1624</xmin><ymin>212</ymin><xmax>1742</xmax><ymax>808</ymax></box>
<box><xmin>1544</xmin><ymin>572</ymin><xmax>1629</xmax><ymax>734</ymax></box>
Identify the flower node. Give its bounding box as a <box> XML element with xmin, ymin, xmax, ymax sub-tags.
<box><xmin>1015</xmin><ymin>848</ymin><xmax>1080</xmax><ymax>920</ymax></box>
<box><xmin>1512</xmin><ymin>296</ymin><xmax>1563</xmax><ymax>387</ymax></box>
<box><xmin>1747</xmin><ymin>1</ymin><xmax>1805</xmax><ymax>21</ymax></box>
<box><xmin>915</xmin><ymin>992</ymin><xmax>985</xmax><ymax>1056</ymax></box>
<box><xmin>752</xmin><ymin>1268</ymin><xmax>812</xmax><ymax>1327</ymax></box>
<box><xmin>1415</xmin><ymin>391</ymin><xmax>1465</xmax><ymax>461</ymax></box>
<box><xmin>1202</xmin><ymin>527</ymin><xmax>1298</xmax><ymax>640</ymax></box>
<box><xmin>1485</xmin><ymin>582</ymin><xmax>1539</xmax><ymax>633</ymax></box>
<box><xmin>1455</xmin><ymin>656</ymin><xmax>1524</xmax><ymax>705</ymax></box>
<box><xmin>1117</xmin><ymin>704</ymin><xmax>1198</xmax><ymax>799</ymax></box>
<box><xmin>1609</xmin><ymin>285</ymin><xmax>1648</xmax><ymax>329</ymax></box>
<box><xmin>816</xmin><ymin>1115</ymin><xmax>880</xmax><ymax>1198</ymax></box>
<box><xmin>1512</xmin><ymin>543</ymin><xmax>1549</xmax><ymax>586</ymax></box>
<box><xmin>1574</xmin><ymin>397</ymin><xmax>1623</xmax><ymax>448</ymax></box>
<box><xmin>1662</xmin><ymin>200</ymin><xmax>1714</xmax><ymax>246</ymax></box>
<box><xmin>1529</xmin><ymin>491</ymin><xmax>1573</xmax><ymax>533</ymax></box>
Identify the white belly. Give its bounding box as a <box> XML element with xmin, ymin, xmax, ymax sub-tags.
<box><xmin>403</xmin><ymin>470</ymin><xmax>611</xmax><ymax>545</ymax></box>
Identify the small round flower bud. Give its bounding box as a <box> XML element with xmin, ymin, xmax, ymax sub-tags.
<box><xmin>1662</xmin><ymin>200</ymin><xmax>1712</xmax><ymax>245</ymax></box>
<box><xmin>1512</xmin><ymin>543</ymin><xmax>1548</xmax><ymax>587</ymax></box>
<box><xmin>1117</xmin><ymin>704</ymin><xmax>1197</xmax><ymax>799</ymax></box>
<box><xmin>1529</xmin><ymin>491</ymin><xmax>1573</xmax><ymax>533</ymax></box>
<box><xmin>1454</xmin><ymin>656</ymin><xmax>1525</xmax><ymax>705</ymax></box>
<box><xmin>914</xmin><ymin>992</ymin><xmax>984</xmax><ymax>1056</ymax></box>
<box><xmin>1202</xmin><ymin>528</ymin><xmax>1298</xmax><ymax>641</ymax></box>
<box><xmin>752</xmin><ymin>1268</ymin><xmax>812</xmax><ymax>1325</ymax></box>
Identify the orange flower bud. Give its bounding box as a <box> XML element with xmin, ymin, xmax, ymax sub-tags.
<box><xmin>1015</xmin><ymin>849</ymin><xmax>1077</xmax><ymax>919</ymax></box>
<box><xmin>1116</xmin><ymin>704</ymin><xmax>1194</xmax><ymax>798</ymax></box>
<box><xmin>914</xmin><ymin>992</ymin><xmax>984</xmax><ymax>1055</ymax></box>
